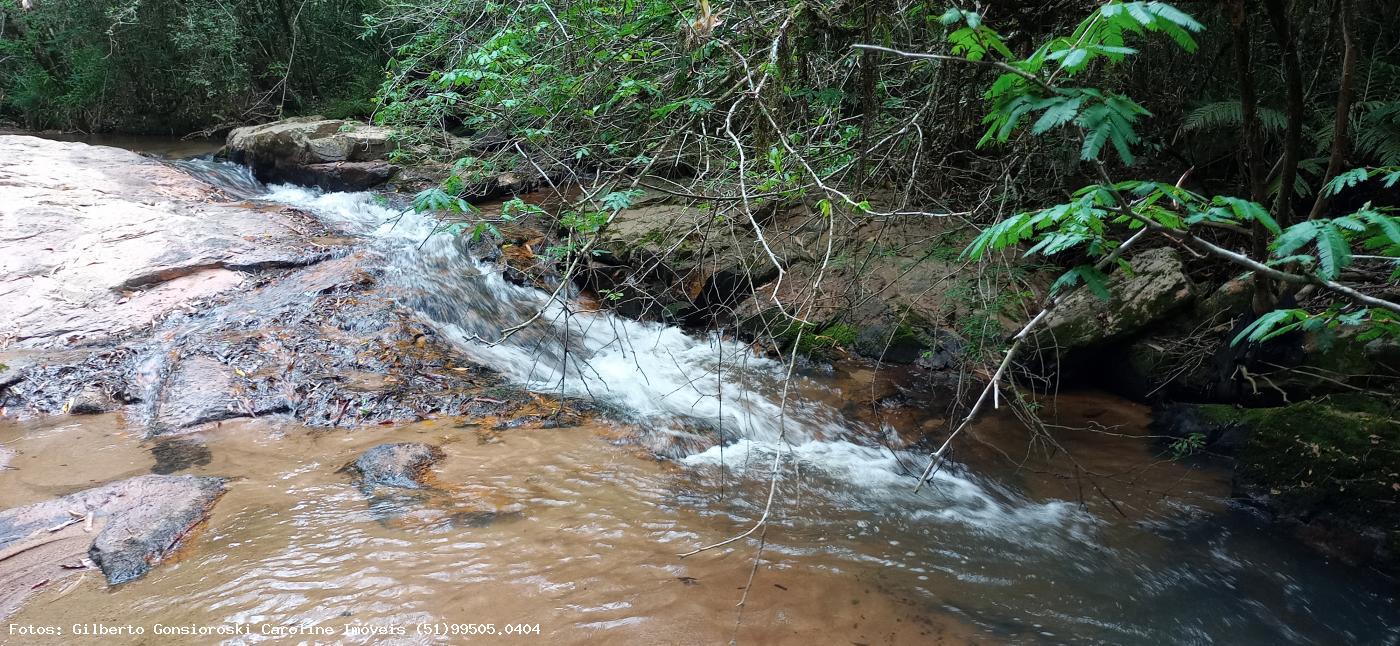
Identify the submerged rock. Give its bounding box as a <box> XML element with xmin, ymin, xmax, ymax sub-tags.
<box><xmin>0</xmin><ymin>474</ymin><xmax>226</xmax><ymax>618</ymax></box>
<box><xmin>225</xmin><ymin>118</ymin><xmax>397</xmax><ymax>191</ymax></box>
<box><xmin>149</xmin><ymin>437</ymin><xmax>214</xmax><ymax>475</ymax></box>
<box><xmin>342</xmin><ymin>443</ymin><xmax>445</xmax><ymax>490</ymax></box>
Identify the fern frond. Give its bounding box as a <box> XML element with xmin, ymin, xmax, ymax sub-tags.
<box><xmin>1182</xmin><ymin>100</ymin><xmax>1286</xmax><ymax>134</ymax></box>
<box><xmin>1355</xmin><ymin>101</ymin><xmax>1400</xmax><ymax>166</ymax></box>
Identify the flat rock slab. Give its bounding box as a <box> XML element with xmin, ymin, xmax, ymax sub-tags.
<box><xmin>153</xmin><ymin>355</ymin><xmax>239</xmax><ymax>432</ymax></box>
<box><xmin>343</xmin><ymin>443</ymin><xmax>445</xmax><ymax>490</ymax></box>
<box><xmin>0</xmin><ymin>474</ymin><xmax>225</xmax><ymax>619</ymax></box>
<box><xmin>0</xmin><ymin>135</ymin><xmax>328</xmax><ymax>347</ymax></box>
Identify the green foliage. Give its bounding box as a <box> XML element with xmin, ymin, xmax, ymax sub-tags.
<box><xmin>1271</xmin><ymin>204</ymin><xmax>1400</xmax><ymax>280</ymax></box>
<box><xmin>952</xmin><ymin>3</ymin><xmax>1400</xmax><ymax>348</ymax></box>
<box><xmin>0</xmin><ymin>0</ymin><xmax>385</xmax><ymax>132</ymax></box>
<box><xmin>1051</xmin><ymin>265</ymin><xmax>1111</xmax><ymax>300</ymax></box>
<box><xmin>1182</xmin><ymin>101</ymin><xmax>1288</xmax><ymax>135</ymax></box>
<box><xmin>1354</xmin><ymin>102</ymin><xmax>1400</xmax><ymax>166</ymax></box>
<box><xmin>1169</xmin><ymin>432</ymin><xmax>1206</xmax><ymax>460</ymax></box>
<box><xmin>966</xmin><ymin>1</ymin><xmax>1202</xmax><ymax>165</ymax></box>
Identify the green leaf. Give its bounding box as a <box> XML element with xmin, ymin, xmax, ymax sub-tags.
<box><xmin>1322</xmin><ymin>167</ymin><xmax>1371</xmax><ymax>197</ymax></box>
<box><xmin>1031</xmin><ymin>95</ymin><xmax>1085</xmax><ymax>134</ymax></box>
<box><xmin>1049</xmin><ymin>265</ymin><xmax>1111</xmax><ymax>300</ymax></box>
<box><xmin>1273</xmin><ymin>220</ymin><xmax>1320</xmax><ymax>257</ymax></box>
<box><xmin>1315</xmin><ymin>223</ymin><xmax>1352</xmax><ymax>280</ymax></box>
<box><xmin>601</xmin><ymin>189</ymin><xmax>644</xmax><ymax>212</ymax></box>
<box><xmin>1232</xmin><ymin>309</ymin><xmax>1306</xmax><ymax>345</ymax></box>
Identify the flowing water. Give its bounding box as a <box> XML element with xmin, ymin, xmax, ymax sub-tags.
<box><xmin>2</xmin><ymin>155</ymin><xmax>1397</xmax><ymax>644</ymax></box>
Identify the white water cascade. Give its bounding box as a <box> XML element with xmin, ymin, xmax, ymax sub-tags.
<box><xmin>174</xmin><ymin>158</ymin><xmax>1076</xmax><ymax>524</ymax></box>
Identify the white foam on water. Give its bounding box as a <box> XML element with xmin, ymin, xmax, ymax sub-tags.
<box><xmin>258</xmin><ymin>181</ymin><xmax>847</xmax><ymax>446</ymax></box>
<box><xmin>183</xmin><ymin>169</ymin><xmax>1085</xmax><ymax>537</ymax></box>
<box><xmin>683</xmin><ymin>439</ymin><xmax>1086</xmax><ymax>532</ymax></box>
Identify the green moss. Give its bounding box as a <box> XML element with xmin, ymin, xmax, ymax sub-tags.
<box><xmin>1236</xmin><ymin>397</ymin><xmax>1400</xmax><ymax>522</ymax></box>
<box><xmin>1192</xmin><ymin>403</ymin><xmax>1245</xmax><ymax>424</ymax></box>
<box><xmin>772</xmin><ymin>321</ymin><xmax>860</xmax><ymax>358</ymax></box>
<box><xmin>820</xmin><ymin>324</ymin><xmax>858</xmax><ymax>346</ymax></box>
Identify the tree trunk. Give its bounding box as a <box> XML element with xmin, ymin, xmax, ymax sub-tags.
<box><xmin>1232</xmin><ymin>0</ymin><xmax>1275</xmax><ymax>315</ymax></box>
<box><xmin>1230</xmin><ymin>0</ymin><xmax>1266</xmax><ymax>206</ymax></box>
<box><xmin>1263</xmin><ymin>0</ymin><xmax>1304</xmax><ymax>228</ymax></box>
<box><xmin>1307</xmin><ymin>0</ymin><xmax>1357</xmax><ymax>221</ymax></box>
<box><xmin>856</xmin><ymin>0</ymin><xmax>880</xmax><ymax>190</ymax></box>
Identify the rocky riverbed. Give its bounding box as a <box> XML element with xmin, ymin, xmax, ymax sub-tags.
<box><xmin>0</xmin><ymin>135</ymin><xmax>572</xmax><ymax>433</ymax></box>
<box><xmin>0</xmin><ymin>133</ymin><xmax>1396</xmax><ymax>642</ymax></box>
<box><xmin>0</xmin><ymin>134</ymin><xmax>583</xmax><ymax>614</ymax></box>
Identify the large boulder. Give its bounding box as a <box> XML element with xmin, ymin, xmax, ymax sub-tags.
<box><xmin>1038</xmin><ymin>247</ymin><xmax>1196</xmax><ymax>353</ymax></box>
<box><xmin>0</xmin><ymin>475</ymin><xmax>226</xmax><ymax>619</ymax></box>
<box><xmin>588</xmin><ymin>193</ymin><xmax>784</xmax><ymax>323</ymax></box>
<box><xmin>225</xmin><ymin>117</ymin><xmax>397</xmax><ymax>191</ymax></box>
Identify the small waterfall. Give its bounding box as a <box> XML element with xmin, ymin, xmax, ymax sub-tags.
<box><xmin>252</xmin><ymin>180</ymin><xmax>854</xmax><ymax>453</ymax></box>
<box><xmin>168</xmin><ymin>157</ymin><xmax>1088</xmax><ymax>541</ymax></box>
<box><xmin>173</xmin><ymin>158</ymin><xmax>265</xmax><ymax>198</ymax></box>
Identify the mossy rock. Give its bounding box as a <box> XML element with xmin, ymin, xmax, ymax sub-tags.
<box><xmin>852</xmin><ymin>318</ymin><xmax>930</xmax><ymax>364</ymax></box>
<box><xmin>1234</xmin><ymin>397</ymin><xmax>1400</xmax><ymax>523</ymax></box>
<box><xmin>783</xmin><ymin>322</ymin><xmax>857</xmax><ymax>359</ymax></box>
<box><xmin>1156</xmin><ymin>396</ymin><xmax>1400</xmax><ymax>567</ymax></box>
<box><xmin>1155</xmin><ymin>396</ymin><xmax>1400</xmax><ymax>523</ymax></box>
<box><xmin>1037</xmin><ymin>247</ymin><xmax>1196</xmax><ymax>352</ymax></box>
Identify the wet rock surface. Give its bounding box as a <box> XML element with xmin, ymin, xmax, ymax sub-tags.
<box><xmin>67</xmin><ymin>386</ymin><xmax>116</xmax><ymax>415</ymax></box>
<box><xmin>0</xmin><ymin>474</ymin><xmax>226</xmax><ymax>619</ymax></box>
<box><xmin>343</xmin><ymin>442</ymin><xmax>446</xmax><ymax>490</ymax></box>
<box><xmin>225</xmin><ymin>118</ymin><xmax>397</xmax><ymax>191</ymax></box>
<box><xmin>1</xmin><ymin>137</ymin><xmax>574</xmax><ymax>435</ymax></box>
<box><xmin>0</xmin><ymin>135</ymin><xmax>333</xmax><ymax>348</ymax></box>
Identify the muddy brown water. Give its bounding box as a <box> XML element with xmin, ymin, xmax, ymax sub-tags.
<box><xmin>1</xmin><ymin>397</ymin><xmax>1395</xmax><ymax>644</ymax></box>
<box><xmin>1</xmin><ymin>136</ymin><xmax>1396</xmax><ymax>644</ymax></box>
<box><xmin>1</xmin><ymin>414</ymin><xmax>980</xmax><ymax>644</ymax></box>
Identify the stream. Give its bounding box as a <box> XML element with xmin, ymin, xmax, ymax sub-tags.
<box><xmin>1</xmin><ymin>145</ymin><xmax>1397</xmax><ymax>644</ymax></box>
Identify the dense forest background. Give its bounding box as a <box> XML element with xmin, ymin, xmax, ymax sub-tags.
<box><xmin>4</xmin><ymin>1</ymin><xmax>1399</xmax><ymax>208</ymax></box>
<box><xmin>6</xmin><ymin>1</ymin><xmax>1400</xmax><ymax>344</ymax></box>
<box><xmin>0</xmin><ymin>0</ymin><xmax>383</xmax><ymax>132</ymax></box>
